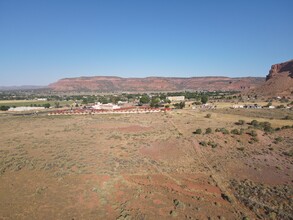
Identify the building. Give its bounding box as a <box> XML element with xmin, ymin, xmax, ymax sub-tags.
<box><xmin>92</xmin><ymin>102</ymin><xmax>120</xmax><ymax>110</ymax></box>
<box><xmin>8</xmin><ymin>106</ymin><xmax>45</xmax><ymax>111</ymax></box>
<box><xmin>167</xmin><ymin>96</ymin><xmax>185</xmax><ymax>102</ymax></box>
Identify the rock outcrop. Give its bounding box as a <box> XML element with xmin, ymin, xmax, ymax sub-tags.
<box><xmin>48</xmin><ymin>76</ymin><xmax>264</xmax><ymax>92</ymax></box>
<box><xmin>266</xmin><ymin>59</ymin><xmax>293</xmax><ymax>80</ymax></box>
<box><xmin>248</xmin><ymin>59</ymin><xmax>293</xmax><ymax>97</ymax></box>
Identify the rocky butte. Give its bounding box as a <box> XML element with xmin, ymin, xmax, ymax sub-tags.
<box><xmin>248</xmin><ymin>59</ymin><xmax>293</xmax><ymax>97</ymax></box>
<box><xmin>48</xmin><ymin>76</ymin><xmax>264</xmax><ymax>92</ymax></box>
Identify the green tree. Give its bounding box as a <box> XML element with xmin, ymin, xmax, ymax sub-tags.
<box><xmin>0</xmin><ymin>106</ymin><xmax>10</xmax><ymax>111</ymax></box>
<box><xmin>140</xmin><ymin>95</ymin><xmax>150</xmax><ymax>104</ymax></box>
<box><xmin>174</xmin><ymin>102</ymin><xmax>185</xmax><ymax>109</ymax></box>
<box><xmin>54</xmin><ymin>102</ymin><xmax>60</xmax><ymax>108</ymax></box>
<box><xmin>150</xmin><ymin>97</ymin><xmax>160</xmax><ymax>107</ymax></box>
<box><xmin>201</xmin><ymin>95</ymin><xmax>208</xmax><ymax>104</ymax></box>
<box><xmin>42</xmin><ymin>103</ymin><xmax>51</xmax><ymax>108</ymax></box>
<box><xmin>82</xmin><ymin>98</ymin><xmax>88</xmax><ymax>104</ymax></box>
<box><xmin>99</xmin><ymin>97</ymin><xmax>109</xmax><ymax>104</ymax></box>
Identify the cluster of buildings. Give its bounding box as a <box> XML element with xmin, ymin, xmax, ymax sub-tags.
<box><xmin>91</xmin><ymin>102</ymin><xmax>120</xmax><ymax>110</ymax></box>
<box><xmin>232</xmin><ymin>104</ymin><xmax>262</xmax><ymax>109</ymax></box>
<box><xmin>48</xmin><ymin>106</ymin><xmax>171</xmax><ymax>116</ymax></box>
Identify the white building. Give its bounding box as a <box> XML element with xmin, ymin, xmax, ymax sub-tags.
<box><xmin>8</xmin><ymin>107</ymin><xmax>45</xmax><ymax>111</ymax></box>
<box><xmin>92</xmin><ymin>102</ymin><xmax>120</xmax><ymax>110</ymax></box>
<box><xmin>167</xmin><ymin>96</ymin><xmax>185</xmax><ymax>102</ymax></box>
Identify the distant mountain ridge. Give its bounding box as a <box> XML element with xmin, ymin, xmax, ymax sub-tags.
<box><xmin>48</xmin><ymin>76</ymin><xmax>265</xmax><ymax>92</ymax></box>
<box><xmin>0</xmin><ymin>85</ymin><xmax>46</xmax><ymax>91</ymax></box>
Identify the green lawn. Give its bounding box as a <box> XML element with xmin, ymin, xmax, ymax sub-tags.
<box><xmin>0</xmin><ymin>100</ymin><xmax>74</xmax><ymax>107</ymax></box>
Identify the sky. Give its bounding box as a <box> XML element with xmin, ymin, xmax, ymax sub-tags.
<box><xmin>0</xmin><ymin>0</ymin><xmax>293</xmax><ymax>86</ymax></box>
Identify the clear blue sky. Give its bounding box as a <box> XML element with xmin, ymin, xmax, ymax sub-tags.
<box><xmin>0</xmin><ymin>0</ymin><xmax>292</xmax><ymax>86</ymax></box>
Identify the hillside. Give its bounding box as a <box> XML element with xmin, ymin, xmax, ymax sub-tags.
<box><xmin>248</xmin><ymin>59</ymin><xmax>293</xmax><ymax>97</ymax></box>
<box><xmin>48</xmin><ymin>76</ymin><xmax>264</xmax><ymax>92</ymax></box>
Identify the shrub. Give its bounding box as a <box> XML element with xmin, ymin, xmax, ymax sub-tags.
<box><xmin>251</xmin><ymin>120</ymin><xmax>274</xmax><ymax>132</ymax></box>
<box><xmin>236</xmin><ymin>120</ymin><xmax>245</xmax><ymax>125</ymax></box>
<box><xmin>208</xmin><ymin>141</ymin><xmax>218</xmax><ymax>148</ymax></box>
<box><xmin>205</xmin><ymin>113</ymin><xmax>212</xmax><ymax>118</ymax></box>
<box><xmin>276</xmin><ymin>105</ymin><xmax>285</xmax><ymax>109</ymax></box>
<box><xmin>274</xmin><ymin>137</ymin><xmax>283</xmax><ymax>143</ymax></box>
<box><xmin>174</xmin><ymin>102</ymin><xmax>185</xmax><ymax>109</ymax></box>
<box><xmin>193</xmin><ymin>101</ymin><xmax>201</xmax><ymax>105</ymax></box>
<box><xmin>215</xmin><ymin>128</ymin><xmax>229</xmax><ymax>134</ymax></box>
<box><xmin>260</xmin><ymin>121</ymin><xmax>273</xmax><ymax>132</ymax></box>
<box><xmin>283</xmin><ymin>149</ymin><xmax>293</xmax><ymax>157</ymax></box>
<box><xmin>199</xmin><ymin>141</ymin><xmax>207</xmax><ymax>147</ymax></box>
<box><xmin>283</xmin><ymin>115</ymin><xmax>293</xmax><ymax>120</ymax></box>
<box><xmin>205</xmin><ymin>128</ymin><xmax>212</xmax><ymax>134</ymax></box>
<box><xmin>231</xmin><ymin>129</ymin><xmax>241</xmax><ymax>135</ymax></box>
<box><xmin>251</xmin><ymin>120</ymin><xmax>259</xmax><ymax>127</ymax></box>
<box><xmin>248</xmin><ymin>130</ymin><xmax>257</xmax><ymax>137</ymax></box>
<box><xmin>193</xmin><ymin>129</ymin><xmax>202</xmax><ymax>134</ymax></box>
<box><xmin>281</xmin><ymin>125</ymin><xmax>291</xmax><ymax>129</ymax></box>
<box><xmin>223</xmin><ymin>129</ymin><xmax>230</xmax><ymax>134</ymax></box>
<box><xmin>248</xmin><ymin>136</ymin><xmax>259</xmax><ymax>144</ymax></box>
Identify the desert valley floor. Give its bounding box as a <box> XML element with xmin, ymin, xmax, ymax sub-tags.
<box><xmin>0</xmin><ymin>109</ymin><xmax>292</xmax><ymax>219</ymax></box>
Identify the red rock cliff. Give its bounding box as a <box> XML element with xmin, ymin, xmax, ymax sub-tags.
<box><xmin>266</xmin><ymin>60</ymin><xmax>293</xmax><ymax>80</ymax></box>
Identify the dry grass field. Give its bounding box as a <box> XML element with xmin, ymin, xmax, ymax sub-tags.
<box><xmin>0</xmin><ymin>109</ymin><xmax>292</xmax><ymax>219</ymax></box>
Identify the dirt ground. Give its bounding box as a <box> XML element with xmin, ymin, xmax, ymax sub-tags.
<box><xmin>0</xmin><ymin>109</ymin><xmax>292</xmax><ymax>219</ymax></box>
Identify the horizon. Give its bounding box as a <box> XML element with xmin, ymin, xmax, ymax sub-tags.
<box><xmin>1</xmin><ymin>0</ymin><xmax>293</xmax><ymax>86</ymax></box>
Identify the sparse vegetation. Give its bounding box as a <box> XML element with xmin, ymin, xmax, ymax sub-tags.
<box><xmin>250</xmin><ymin>120</ymin><xmax>274</xmax><ymax>132</ymax></box>
<box><xmin>174</xmin><ymin>101</ymin><xmax>185</xmax><ymax>109</ymax></box>
<box><xmin>215</xmin><ymin>128</ymin><xmax>229</xmax><ymax>134</ymax></box>
<box><xmin>231</xmin><ymin>129</ymin><xmax>242</xmax><ymax>135</ymax></box>
<box><xmin>0</xmin><ymin>95</ymin><xmax>292</xmax><ymax>220</ymax></box>
<box><xmin>274</xmin><ymin>137</ymin><xmax>283</xmax><ymax>143</ymax></box>
<box><xmin>230</xmin><ymin>179</ymin><xmax>293</xmax><ymax>219</ymax></box>
<box><xmin>207</xmin><ymin>141</ymin><xmax>218</xmax><ymax>148</ymax></box>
